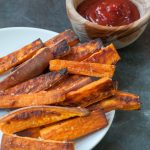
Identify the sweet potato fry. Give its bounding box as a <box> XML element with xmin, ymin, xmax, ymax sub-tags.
<box><xmin>50</xmin><ymin>60</ymin><xmax>115</xmax><ymax>78</ymax></box>
<box><xmin>84</xmin><ymin>44</ymin><xmax>120</xmax><ymax>65</ymax></box>
<box><xmin>49</xmin><ymin>44</ymin><xmax>119</xmax><ymax>93</ymax></box>
<box><xmin>0</xmin><ymin>39</ymin><xmax>43</xmax><ymax>74</ymax></box>
<box><xmin>62</xmin><ymin>38</ymin><xmax>103</xmax><ymax>61</ymax></box>
<box><xmin>0</xmin><ymin>90</ymin><xmax>66</xmax><ymax>108</ymax></box>
<box><xmin>16</xmin><ymin>127</ymin><xmax>41</xmax><ymax>138</ymax></box>
<box><xmin>1</xmin><ymin>134</ymin><xmax>74</xmax><ymax>150</ymax></box>
<box><xmin>40</xmin><ymin>110</ymin><xmax>107</xmax><ymax>141</ymax></box>
<box><xmin>1</xmin><ymin>69</ymin><xmax>68</xmax><ymax>95</ymax></box>
<box><xmin>60</xmin><ymin>77</ymin><xmax>114</xmax><ymax>107</ymax></box>
<box><xmin>0</xmin><ymin>40</ymin><xmax>70</xmax><ymax>90</ymax></box>
<box><xmin>50</xmin><ymin>75</ymin><xmax>99</xmax><ymax>93</ymax></box>
<box><xmin>45</xmin><ymin>29</ymin><xmax>79</xmax><ymax>47</ymax></box>
<box><xmin>88</xmin><ymin>91</ymin><xmax>141</xmax><ymax>112</ymax></box>
<box><xmin>0</xmin><ymin>106</ymin><xmax>88</xmax><ymax>133</ymax></box>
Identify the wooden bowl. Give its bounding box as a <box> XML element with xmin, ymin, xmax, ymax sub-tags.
<box><xmin>66</xmin><ymin>0</ymin><xmax>150</xmax><ymax>49</ymax></box>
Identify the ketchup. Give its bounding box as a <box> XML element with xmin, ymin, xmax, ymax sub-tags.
<box><xmin>77</xmin><ymin>0</ymin><xmax>140</xmax><ymax>26</ymax></box>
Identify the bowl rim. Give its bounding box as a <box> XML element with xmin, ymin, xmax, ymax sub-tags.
<box><xmin>66</xmin><ymin>0</ymin><xmax>150</xmax><ymax>31</ymax></box>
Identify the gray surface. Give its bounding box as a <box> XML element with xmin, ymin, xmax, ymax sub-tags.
<box><xmin>0</xmin><ymin>0</ymin><xmax>150</xmax><ymax>150</ymax></box>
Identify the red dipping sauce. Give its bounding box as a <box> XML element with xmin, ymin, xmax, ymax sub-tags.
<box><xmin>77</xmin><ymin>0</ymin><xmax>140</xmax><ymax>26</ymax></box>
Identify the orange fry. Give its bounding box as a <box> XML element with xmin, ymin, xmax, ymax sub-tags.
<box><xmin>88</xmin><ymin>91</ymin><xmax>141</xmax><ymax>112</ymax></box>
<box><xmin>50</xmin><ymin>60</ymin><xmax>115</xmax><ymax>78</ymax></box>
<box><xmin>61</xmin><ymin>77</ymin><xmax>114</xmax><ymax>107</ymax></box>
<box><xmin>0</xmin><ymin>106</ymin><xmax>88</xmax><ymax>133</ymax></box>
<box><xmin>45</xmin><ymin>29</ymin><xmax>79</xmax><ymax>47</ymax></box>
<box><xmin>0</xmin><ymin>39</ymin><xmax>43</xmax><ymax>74</ymax></box>
<box><xmin>1</xmin><ymin>69</ymin><xmax>68</xmax><ymax>95</ymax></box>
<box><xmin>63</xmin><ymin>38</ymin><xmax>103</xmax><ymax>61</ymax></box>
<box><xmin>1</xmin><ymin>134</ymin><xmax>74</xmax><ymax>150</ymax></box>
<box><xmin>50</xmin><ymin>75</ymin><xmax>98</xmax><ymax>94</ymax></box>
<box><xmin>84</xmin><ymin>43</ymin><xmax>120</xmax><ymax>65</ymax></box>
<box><xmin>0</xmin><ymin>90</ymin><xmax>65</xmax><ymax>108</ymax></box>
<box><xmin>40</xmin><ymin>110</ymin><xmax>108</xmax><ymax>141</ymax></box>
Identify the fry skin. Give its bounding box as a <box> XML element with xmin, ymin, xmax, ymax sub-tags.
<box><xmin>50</xmin><ymin>75</ymin><xmax>99</xmax><ymax>94</ymax></box>
<box><xmin>63</xmin><ymin>38</ymin><xmax>103</xmax><ymax>61</ymax></box>
<box><xmin>16</xmin><ymin>127</ymin><xmax>41</xmax><ymax>138</ymax></box>
<box><xmin>88</xmin><ymin>91</ymin><xmax>141</xmax><ymax>112</ymax></box>
<box><xmin>1</xmin><ymin>134</ymin><xmax>74</xmax><ymax>150</ymax></box>
<box><xmin>0</xmin><ymin>40</ymin><xmax>70</xmax><ymax>90</ymax></box>
<box><xmin>50</xmin><ymin>60</ymin><xmax>115</xmax><ymax>78</ymax></box>
<box><xmin>40</xmin><ymin>110</ymin><xmax>108</xmax><ymax>141</ymax></box>
<box><xmin>0</xmin><ymin>39</ymin><xmax>43</xmax><ymax>74</ymax></box>
<box><xmin>1</xmin><ymin>69</ymin><xmax>68</xmax><ymax>95</ymax></box>
<box><xmin>0</xmin><ymin>90</ymin><xmax>65</xmax><ymax>108</ymax></box>
<box><xmin>0</xmin><ymin>106</ymin><xmax>89</xmax><ymax>133</ymax></box>
<box><xmin>61</xmin><ymin>77</ymin><xmax>114</xmax><ymax>107</ymax></box>
<box><xmin>45</xmin><ymin>29</ymin><xmax>79</xmax><ymax>47</ymax></box>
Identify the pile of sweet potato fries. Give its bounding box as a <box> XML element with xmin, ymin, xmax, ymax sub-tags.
<box><xmin>0</xmin><ymin>29</ymin><xmax>141</xmax><ymax>150</ymax></box>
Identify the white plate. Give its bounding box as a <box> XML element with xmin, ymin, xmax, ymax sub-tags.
<box><xmin>0</xmin><ymin>27</ymin><xmax>115</xmax><ymax>150</ymax></box>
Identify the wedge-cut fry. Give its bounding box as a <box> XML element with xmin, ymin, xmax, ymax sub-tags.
<box><xmin>40</xmin><ymin>110</ymin><xmax>107</xmax><ymax>141</ymax></box>
<box><xmin>0</xmin><ymin>106</ymin><xmax>88</xmax><ymax>133</ymax></box>
<box><xmin>0</xmin><ymin>90</ymin><xmax>65</xmax><ymax>108</ymax></box>
<box><xmin>16</xmin><ymin>127</ymin><xmax>41</xmax><ymax>138</ymax></box>
<box><xmin>50</xmin><ymin>75</ymin><xmax>99</xmax><ymax>93</ymax></box>
<box><xmin>60</xmin><ymin>78</ymin><xmax>114</xmax><ymax>107</ymax></box>
<box><xmin>84</xmin><ymin>44</ymin><xmax>120</xmax><ymax>65</ymax></box>
<box><xmin>1</xmin><ymin>69</ymin><xmax>68</xmax><ymax>96</ymax></box>
<box><xmin>88</xmin><ymin>91</ymin><xmax>141</xmax><ymax>112</ymax></box>
<box><xmin>1</xmin><ymin>134</ymin><xmax>74</xmax><ymax>150</ymax></box>
<box><xmin>45</xmin><ymin>29</ymin><xmax>79</xmax><ymax>47</ymax></box>
<box><xmin>0</xmin><ymin>39</ymin><xmax>43</xmax><ymax>74</ymax></box>
<box><xmin>50</xmin><ymin>60</ymin><xmax>115</xmax><ymax>78</ymax></box>
<box><xmin>63</xmin><ymin>38</ymin><xmax>103</xmax><ymax>61</ymax></box>
<box><xmin>0</xmin><ymin>40</ymin><xmax>70</xmax><ymax>90</ymax></box>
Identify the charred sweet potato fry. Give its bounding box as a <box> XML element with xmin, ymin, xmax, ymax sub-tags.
<box><xmin>1</xmin><ymin>69</ymin><xmax>68</xmax><ymax>95</ymax></box>
<box><xmin>62</xmin><ymin>38</ymin><xmax>103</xmax><ymax>61</ymax></box>
<box><xmin>105</xmin><ymin>91</ymin><xmax>140</xmax><ymax>111</ymax></box>
<box><xmin>40</xmin><ymin>110</ymin><xmax>107</xmax><ymax>141</ymax></box>
<box><xmin>0</xmin><ymin>39</ymin><xmax>43</xmax><ymax>74</ymax></box>
<box><xmin>45</xmin><ymin>29</ymin><xmax>79</xmax><ymax>47</ymax></box>
<box><xmin>0</xmin><ymin>90</ymin><xmax>66</xmax><ymax>108</ymax></box>
<box><xmin>84</xmin><ymin>44</ymin><xmax>120</xmax><ymax>65</ymax></box>
<box><xmin>50</xmin><ymin>75</ymin><xmax>99</xmax><ymax>94</ymax></box>
<box><xmin>60</xmin><ymin>77</ymin><xmax>114</xmax><ymax>107</ymax></box>
<box><xmin>0</xmin><ymin>106</ymin><xmax>88</xmax><ymax>134</ymax></box>
<box><xmin>0</xmin><ymin>40</ymin><xmax>70</xmax><ymax>90</ymax></box>
<box><xmin>88</xmin><ymin>91</ymin><xmax>141</xmax><ymax>112</ymax></box>
<box><xmin>16</xmin><ymin>127</ymin><xmax>41</xmax><ymax>138</ymax></box>
<box><xmin>1</xmin><ymin>134</ymin><xmax>74</xmax><ymax>150</ymax></box>
<box><xmin>50</xmin><ymin>60</ymin><xmax>115</xmax><ymax>78</ymax></box>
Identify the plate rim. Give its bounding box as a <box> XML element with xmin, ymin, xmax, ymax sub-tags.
<box><xmin>0</xmin><ymin>26</ymin><xmax>58</xmax><ymax>34</ymax></box>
